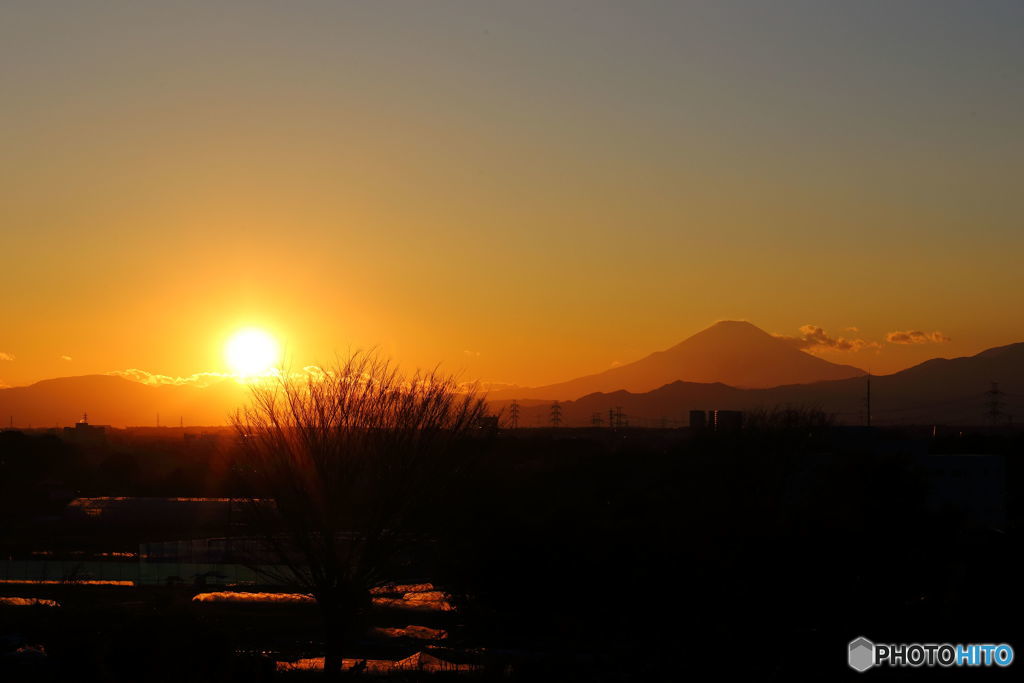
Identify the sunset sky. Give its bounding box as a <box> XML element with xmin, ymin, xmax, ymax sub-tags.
<box><xmin>2</xmin><ymin>1</ymin><xmax>1023</xmax><ymax>389</ymax></box>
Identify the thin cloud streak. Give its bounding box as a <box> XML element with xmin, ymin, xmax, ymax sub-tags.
<box><xmin>886</xmin><ymin>330</ymin><xmax>951</xmax><ymax>344</ymax></box>
<box><xmin>109</xmin><ymin>366</ymin><xmax>334</xmax><ymax>388</ymax></box>
<box><xmin>108</xmin><ymin>369</ymin><xmax>234</xmax><ymax>387</ymax></box>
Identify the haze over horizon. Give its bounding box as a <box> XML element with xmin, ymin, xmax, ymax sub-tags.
<box><xmin>4</xmin><ymin>319</ymin><xmax>1024</xmax><ymax>430</ymax></box>
<box><xmin>0</xmin><ymin>318</ymin><xmax>1016</xmax><ymax>392</ymax></box>
<box><xmin>3</xmin><ymin>1</ymin><xmax>1024</xmax><ymax>388</ymax></box>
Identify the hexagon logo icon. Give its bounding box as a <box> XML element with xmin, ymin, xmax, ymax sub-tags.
<box><xmin>848</xmin><ymin>637</ymin><xmax>875</xmax><ymax>672</ymax></box>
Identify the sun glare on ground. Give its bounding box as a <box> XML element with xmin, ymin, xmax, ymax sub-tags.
<box><xmin>225</xmin><ymin>328</ymin><xmax>281</xmax><ymax>378</ymax></box>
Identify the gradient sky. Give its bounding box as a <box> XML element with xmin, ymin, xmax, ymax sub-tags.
<box><xmin>2</xmin><ymin>1</ymin><xmax>1023</xmax><ymax>388</ymax></box>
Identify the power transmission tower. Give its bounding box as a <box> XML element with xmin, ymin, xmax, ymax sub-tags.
<box><xmin>986</xmin><ymin>381</ymin><xmax>1005</xmax><ymax>425</ymax></box>
<box><xmin>591</xmin><ymin>412</ymin><xmax>604</xmax><ymax>427</ymax></box>
<box><xmin>608</xmin><ymin>408</ymin><xmax>615</xmax><ymax>428</ymax></box>
<box><xmin>509</xmin><ymin>400</ymin><xmax>520</xmax><ymax>429</ymax></box>
<box><xmin>613</xmin><ymin>406</ymin><xmax>626</xmax><ymax>428</ymax></box>
<box><xmin>550</xmin><ymin>401</ymin><xmax>562</xmax><ymax>428</ymax></box>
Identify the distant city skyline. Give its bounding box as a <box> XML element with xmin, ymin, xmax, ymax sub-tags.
<box><xmin>3</xmin><ymin>1</ymin><xmax>1023</xmax><ymax>387</ymax></box>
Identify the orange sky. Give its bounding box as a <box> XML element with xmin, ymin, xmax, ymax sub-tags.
<box><xmin>2</xmin><ymin>2</ymin><xmax>1023</xmax><ymax>389</ymax></box>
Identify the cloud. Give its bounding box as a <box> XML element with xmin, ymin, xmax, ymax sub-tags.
<box><xmin>460</xmin><ymin>380</ymin><xmax>520</xmax><ymax>394</ymax></box>
<box><xmin>0</xmin><ymin>352</ymin><xmax>13</xmax><ymax>361</ymax></box>
<box><xmin>778</xmin><ymin>324</ymin><xmax>951</xmax><ymax>352</ymax></box>
<box><xmin>60</xmin><ymin>355</ymin><xmax>72</xmax><ymax>361</ymax></box>
<box><xmin>462</xmin><ymin>349</ymin><xmax>481</xmax><ymax>358</ymax></box>
<box><xmin>108</xmin><ymin>369</ymin><xmax>233</xmax><ymax>387</ymax></box>
<box><xmin>109</xmin><ymin>366</ymin><xmax>327</xmax><ymax>387</ymax></box>
<box><xmin>886</xmin><ymin>330</ymin><xmax>951</xmax><ymax>345</ymax></box>
<box><xmin>776</xmin><ymin>325</ymin><xmax>880</xmax><ymax>353</ymax></box>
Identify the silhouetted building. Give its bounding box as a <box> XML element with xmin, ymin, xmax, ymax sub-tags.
<box><xmin>62</xmin><ymin>413</ymin><xmax>107</xmax><ymax>443</ymax></box>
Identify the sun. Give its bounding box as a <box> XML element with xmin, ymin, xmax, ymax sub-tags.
<box><xmin>225</xmin><ymin>328</ymin><xmax>281</xmax><ymax>377</ymax></box>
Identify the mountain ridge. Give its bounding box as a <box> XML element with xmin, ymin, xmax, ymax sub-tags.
<box><xmin>491</xmin><ymin>342</ymin><xmax>1024</xmax><ymax>427</ymax></box>
<box><xmin>3</xmin><ymin>336</ymin><xmax>1022</xmax><ymax>429</ymax></box>
<box><xmin>0</xmin><ymin>374</ymin><xmax>249</xmax><ymax>428</ymax></box>
<box><xmin>486</xmin><ymin>320</ymin><xmax>863</xmax><ymax>400</ymax></box>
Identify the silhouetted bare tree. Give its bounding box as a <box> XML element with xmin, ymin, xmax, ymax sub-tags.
<box><xmin>231</xmin><ymin>351</ymin><xmax>487</xmax><ymax>677</ymax></box>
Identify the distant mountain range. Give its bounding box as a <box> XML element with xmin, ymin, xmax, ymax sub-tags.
<box><xmin>493</xmin><ymin>342</ymin><xmax>1024</xmax><ymax>427</ymax></box>
<box><xmin>0</xmin><ymin>374</ymin><xmax>250</xmax><ymax>429</ymax></box>
<box><xmin>486</xmin><ymin>320</ymin><xmax>862</xmax><ymax>400</ymax></box>
<box><xmin>1</xmin><ymin>321</ymin><xmax>1022</xmax><ymax>428</ymax></box>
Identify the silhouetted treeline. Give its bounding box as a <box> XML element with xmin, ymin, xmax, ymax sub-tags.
<box><xmin>0</xmin><ymin>430</ymin><xmax>235</xmax><ymax>508</ymax></box>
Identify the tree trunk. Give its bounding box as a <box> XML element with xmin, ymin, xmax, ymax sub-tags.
<box><xmin>322</xmin><ymin>605</ymin><xmax>345</xmax><ymax>679</ymax></box>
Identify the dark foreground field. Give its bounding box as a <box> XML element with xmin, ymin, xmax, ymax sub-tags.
<box><xmin>3</xmin><ymin>423</ymin><xmax>1024</xmax><ymax>680</ymax></box>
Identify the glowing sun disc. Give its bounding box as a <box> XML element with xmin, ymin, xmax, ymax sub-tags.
<box><xmin>225</xmin><ymin>329</ymin><xmax>280</xmax><ymax>376</ymax></box>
